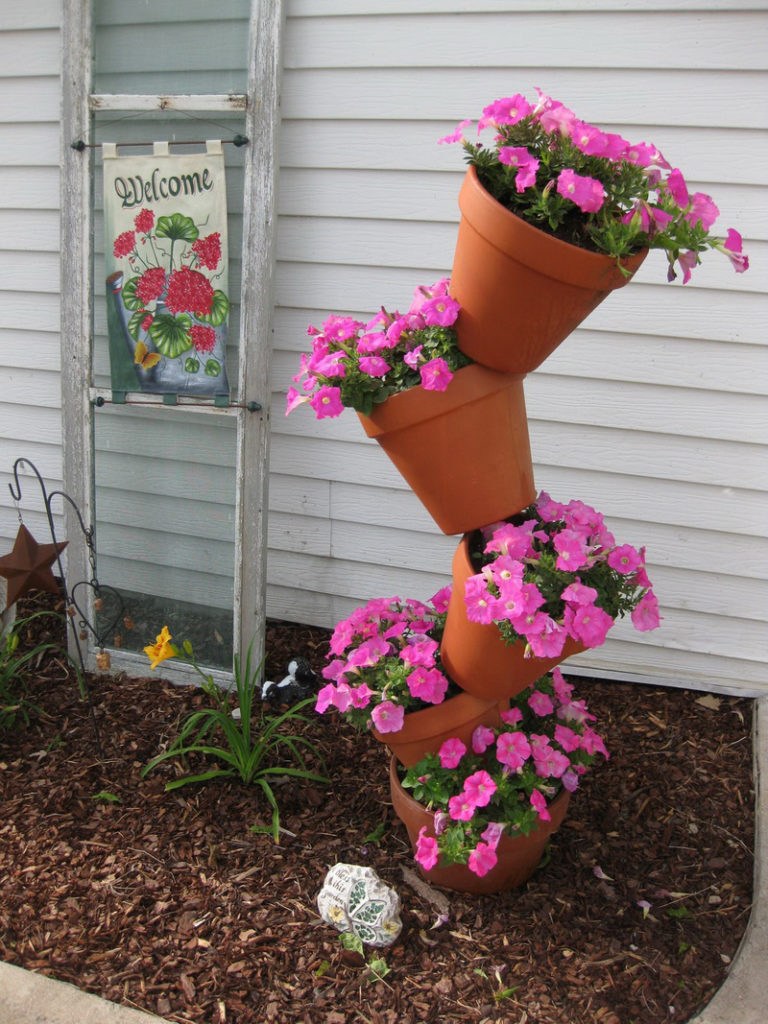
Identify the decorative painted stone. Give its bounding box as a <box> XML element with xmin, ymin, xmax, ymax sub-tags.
<box><xmin>317</xmin><ymin>863</ymin><xmax>402</xmax><ymax>947</ymax></box>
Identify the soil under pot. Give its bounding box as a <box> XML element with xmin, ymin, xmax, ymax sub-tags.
<box><xmin>440</xmin><ymin>534</ymin><xmax>585</xmax><ymax>700</ymax></box>
<box><xmin>356</xmin><ymin>362</ymin><xmax>535</xmax><ymax>535</ymax></box>
<box><xmin>449</xmin><ymin>167</ymin><xmax>647</xmax><ymax>375</ymax></box>
<box><xmin>371</xmin><ymin>691</ymin><xmax>503</xmax><ymax>768</ymax></box>
<box><xmin>388</xmin><ymin>756</ymin><xmax>571</xmax><ymax>894</ymax></box>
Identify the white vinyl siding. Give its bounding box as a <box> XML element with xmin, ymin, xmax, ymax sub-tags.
<box><xmin>268</xmin><ymin>0</ymin><xmax>768</xmax><ymax>694</ymax></box>
<box><xmin>0</xmin><ymin>1</ymin><xmax>63</xmax><ymax>554</ymax></box>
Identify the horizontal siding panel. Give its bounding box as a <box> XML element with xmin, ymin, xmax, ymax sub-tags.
<box><xmin>95</xmin><ymin>411</ymin><xmax>237</xmax><ymax>469</ymax></box>
<box><xmin>96</xmin><ymin>452</ymin><xmax>234</xmax><ymax>505</ymax></box>
<box><xmin>99</xmin><ymin>522</ymin><xmax>234</xmax><ymax>578</ymax></box>
<box><xmin>0</xmin><ymin>29</ymin><xmax>58</xmax><ymax>76</ymax></box>
<box><xmin>0</xmin><ymin>78</ymin><xmax>60</xmax><ymax>122</ymax></box>
<box><xmin>526</xmin><ymin>376</ymin><xmax>768</xmax><ymax>445</ymax></box>
<box><xmin>0</xmin><ymin>403</ymin><xmax>60</xmax><ymax>444</ymax></box>
<box><xmin>276</xmin><ymin>215</ymin><xmax>765</xmax><ymax>295</ymax></box>
<box><xmin>269</xmin><ymin>472</ymin><xmax>331</xmax><ymax>519</ymax></box>
<box><xmin>267</xmin><ymin>510</ymin><xmax>332</xmax><ymax>557</ymax></box>
<box><xmin>324</xmin><ymin>480</ymin><xmax>768</xmax><ymax>581</ymax></box>
<box><xmin>0</xmin><ymin>210</ymin><xmax>59</xmax><ymax>251</ymax></box>
<box><xmin>0</xmin><ymin>443</ymin><xmax>61</xmax><ymax>486</ymax></box>
<box><xmin>269</xmin><ymin>432</ymin><xmax>768</xmax><ymax>538</ymax></box>
<box><xmin>98</xmin><ymin>554</ymin><xmax>234</xmax><ymax>611</ymax></box>
<box><xmin>0</xmin><ymin>330</ymin><xmax>60</xmax><ymax>371</ymax></box>
<box><xmin>266</xmin><ymin>548</ymin><xmax>446</xmax><ymax>608</ymax></box>
<box><xmin>96</xmin><ymin>1</ymin><xmax>249</xmax><ymax>24</ymax></box>
<box><xmin>286</xmin><ymin>12</ymin><xmax>767</xmax><ymax>71</ymax></box>
<box><xmin>273</xmin><ymin>309</ymin><xmax>768</xmax><ymax>397</ymax></box>
<box><xmin>281</xmin><ymin>120</ymin><xmax>768</xmax><ymax>188</ymax></box>
<box><xmin>97</xmin><ymin>488</ymin><xmax>236</xmax><ymax>544</ymax></box>
<box><xmin>289</xmin><ymin>2</ymin><xmax>768</xmax><ymax>15</ymax></box>
<box><xmin>0</xmin><ymin>2</ymin><xmax>61</xmax><ymax>30</ymax></box>
<box><xmin>0</xmin><ymin>167</ymin><xmax>58</xmax><ymax>209</ymax></box>
<box><xmin>271</xmin><ymin>385</ymin><xmax>765</xmax><ymax>491</ymax></box>
<box><xmin>276</xmin><ymin>171</ymin><xmax>767</xmax><ymax>241</ymax></box>
<box><xmin>564</xmin><ymin>640</ymin><xmax>768</xmax><ymax>695</ymax></box>
<box><xmin>0</xmin><ymin>251</ymin><xmax>58</xmax><ymax>292</ymax></box>
<box><xmin>282</xmin><ymin>68</ymin><xmax>768</xmax><ymax>129</ymax></box>
<box><xmin>274</xmin><ymin>261</ymin><xmax>766</xmax><ymax>343</ymax></box>
<box><xmin>0</xmin><ymin>367</ymin><xmax>60</xmax><ymax>407</ymax></box>
<box><xmin>0</xmin><ymin>124</ymin><xmax>59</xmax><ymax>167</ymax></box>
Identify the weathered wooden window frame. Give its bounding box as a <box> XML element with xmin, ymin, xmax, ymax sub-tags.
<box><xmin>60</xmin><ymin>0</ymin><xmax>284</xmax><ymax>681</ymax></box>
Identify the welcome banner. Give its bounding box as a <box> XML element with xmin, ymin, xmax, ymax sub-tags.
<box><xmin>103</xmin><ymin>140</ymin><xmax>230</xmax><ymax>398</ymax></box>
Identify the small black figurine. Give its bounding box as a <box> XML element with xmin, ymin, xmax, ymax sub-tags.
<box><xmin>261</xmin><ymin>657</ymin><xmax>320</xmax><ymax>707</ymax></box>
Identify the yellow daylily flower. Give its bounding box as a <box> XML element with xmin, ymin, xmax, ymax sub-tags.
<box><xmin>143</xmin><ymin>625</ymin><xmax>177</xmax><ymax>670</ymax></box>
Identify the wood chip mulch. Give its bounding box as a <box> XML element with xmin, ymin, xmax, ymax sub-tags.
<box><xmin>0</xmin><ymin>595</ymin><xmax>755</xmax><ymax>1024</ymax></box>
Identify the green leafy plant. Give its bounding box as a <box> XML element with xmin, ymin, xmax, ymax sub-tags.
<box><xmin>0</xmin><ymin>610</ymin><xmax>66</xmax><ymax>733</ymax></box>
<box><xmin>141</xmin><ymin>626</ymin><xmax>328</xmax><ymax>841</ymax></box>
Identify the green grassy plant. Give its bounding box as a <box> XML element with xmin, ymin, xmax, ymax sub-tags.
<box><xmin>141</xmin><ymin>628</ymin><xmax>328</xmax><ymax>841</ymax></box>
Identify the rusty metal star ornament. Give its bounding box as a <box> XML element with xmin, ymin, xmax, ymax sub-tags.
<box><xmin>0</xmin><ymin>523</ymin><xmax>68</xmax><ymax>609</ymax></box>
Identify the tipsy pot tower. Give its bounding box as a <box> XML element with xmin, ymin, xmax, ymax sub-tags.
<box><xmin>292</xmin><ymin>88</ymin><xmax>747</xmax><ymax>893</ymax></box>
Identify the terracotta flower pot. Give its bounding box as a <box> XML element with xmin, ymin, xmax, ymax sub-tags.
<box><xmin>449</xmin><ymin>167</ymin><xmax>648</xmax><ymax>374</ymax></box>
<box><xmin>357</xmin><ymin>363</ymin><xmax>535</xmax><ymax>535</ymax></box>
<box><xmin>389</xmin><ymin>756</ymin><xmax>571</xmax><ymax>894</ymax></box>
<box><xmin>440</xmin><ymin>535</ymin><xmax>585</xmax><ymax>700</ymax></box>
<box><xmin>372</xmin><ymin>691</ymin><xmax>503</xmax><ymax>768</ymax></box>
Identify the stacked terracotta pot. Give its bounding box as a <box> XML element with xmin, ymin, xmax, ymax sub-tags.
<box><xmin>366</xmin><ymin>166</ymin><xmax>644</xmax><ymax>713</ymax></box>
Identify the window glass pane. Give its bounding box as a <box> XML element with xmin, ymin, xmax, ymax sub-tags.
<box><xmin>92</xmin><ymin>110</ymin><xmax>246</xmax><ymax>399</ymax></box>
<box><xmin>93</xmin><ymin>0</ymin><xmax>251</xmax><ymax>95</ymax></box>
<box><xmin>93</xmin><ymin>404</ymin><xmax>236</xmax><ymax>671</ymax></box>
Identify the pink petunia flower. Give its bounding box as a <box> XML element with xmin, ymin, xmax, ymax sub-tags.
<box><xmin>463</xmin><ymin>770</ymin><xmax>497</xmax><ymax>808</ymax></box>
<box><xmin>481</xmin><ymin>821</ymin><xmax>505</xmax><ymax>850</ymax></box>
<box><xmin>528</xmin><ymin>690</ymin><xmax>555</xmax><ymax>717</ymax></box>
<box><xmin>406</xmin><ymin>666</ymin><xmax>449</xmax><ymax>705</ymax></box>
<box><xmin>437</xmin><ymin>119</ymin><xmax>472</xmax><ymax>145</ymax></box>
<box><xmin>496</xmin><ymin>730</ymin><xmax>531</xmax><ymax>771</ymax></box>
<box><xmin>415</xmin><ymin>827</ymin><xmax>440</xmax><ymax>870</ymax></box>
<box><xmin>468</xmin><ymin>841</ymin><xmax>498</xmax><ymax>877</ymax></box>
<box><xmin>419</xmin><ymin>357</ymin><xmax>453</xmax><ymax>391</ymax></box>
<box><xmin>553</xmin><ymin>528</ymin><xmax>589</xmax><ymax>571</ymax></box>
<box><xmin>471</xmin><ymin>725</ymin><xmax>496</xmax><ymax>755</ymax></box>
<box><xmin>565</xmin><ymin>603</ymin><xmax>614</xmax><ymax>648</ymax></box>
<box><xmin>607</xmin><ymin>544</ymin><xmax>643</xmax><ymax>576</ymax></box>
<box><xmin>631</xmin><ymin>590</ymin><xmax>662</xmax><ymax>631</ymax></box>
<box><xmin>438</xmin><ymin>737</ymin><xmax>467</xmax><ymax>769</ymax></box>
<box><xmin>556</xmin><ymin>169</ymin><xmax>605</xmax><ymax>213</ymax></box>
<box><xmin>448</xmin><ymin>793</ymin><xmax>477</xmax><ymax>821</ymax></box>
<box><xmin>371</xmin><ymin>700</ymin><xmax>405</xmax><ymax>734</ymax></box>
<box><xmin>530</xmin><ymin>788</ymin><xmax>551</xmax><ymax>822</ymax></box>
<box><xmin>309</xmin><ymin>385</ymin><xmax>344</xmax><ymax>419</ymax></box>
<box><xmin>359</xmin><ymin>355</ymin><xmax>390</xmax><ymax>378</ymax></box>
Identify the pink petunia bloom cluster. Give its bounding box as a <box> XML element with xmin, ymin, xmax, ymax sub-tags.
<box><xmin>286</xmin><ymin>279</ymin><xmax>472</xmax><ymax>420</ymax></box>
<box><xmin>315</xmin><ymin>589</ymin><xmax>454</xmax><ymax>733</ymax></box>
<box><xmin>406</xmin><ymin>670</ymin><xmax>608</xmax><ymax>877</ymax></box>
<box><xmin>464</xmin><ymin>491</ymin><xmax>660</xmax><ymax>658</ymax></box>
<box><xmin>439</xmin><ymin>87</ymin><xmax>749</xmax><ymax>282</ymax></box>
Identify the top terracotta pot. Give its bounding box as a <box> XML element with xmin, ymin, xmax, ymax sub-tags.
<box><xmin>449</xmin><ymin>167</ymin><xmax>648</xmax><ymax>374</ymax></box>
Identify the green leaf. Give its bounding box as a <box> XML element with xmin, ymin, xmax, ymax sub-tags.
<box><xmin>314</xmin><ymin>960</ymin><xmax>331</xmax><ymax>978</ymax></box>
<box><xmin>148</xmin><ymin>313</ymin><xmax>193</xmax><ymax>357</ymax></box>
<box><xmin>339</xmin><ymin>932</ymin><xmax>364</xmax><ymax>955</ymax></box>
<box><xmin>667</xmin><ymin>906</ymin><xmax>693</xmax><ymax>920</ymax></box>
<box><xmin>128</xmin><ymin>309</ymin><xmax>149</xmax><ymax>341</ymax></box>
<box><xmin>184</xmin><ymin>356</ymin><xmax>200</xmax><ymax>373</ymax></box>
<box><xmin>92</xmin><ymin>790</ymin><xmax>121</xmax><ymax>804</ymax></box>
<box><xmin>121</xmin><ymin>276</ymin><xmax>144</xmax><ymax>311</ymax></box>
<box><xmin>197</xmin><ymin>289</ymin><xmax>229</xmax><ymax>327</ymax></box>
<box><xmin>364</xmin><ymin>822</ymin><xmax>388</xmax><ymax>845</ymax></box>
<box><xmin>164</xmin><ymin>768</ymin><xmax>234</xmax><ymax>791</ymax></box>
<box><xmin>367</xmin><ymin>957</ymin><xmax>390</xmax><ymax>981</ymax></box>
<box><xmin>155</xmin><ymin>212</ymin><xmax>199</xmax><ymax>243</ymax></box>
<box><xmin>204</xmin><ymin>358</ymin><xmax>222</xmax><ymax>378</ymax></box>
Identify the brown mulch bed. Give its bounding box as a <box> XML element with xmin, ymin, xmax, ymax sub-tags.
<box><xmin>0</xmin><ymin>593</ymin><xmax>755</xmax><ymax>1024</ymax></box>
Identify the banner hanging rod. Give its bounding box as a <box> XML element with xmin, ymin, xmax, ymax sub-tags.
<box><xmin>71</xmin><ymin>135</ymin><xmax>249</xmax><ymax>152</ymax></box>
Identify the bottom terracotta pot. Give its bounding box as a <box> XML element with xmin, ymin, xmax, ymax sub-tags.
<box><xmin>372</xmin><ymin>691</ymin><xmax>503</xmax><ymax>768</ymax></box>
<box><xmin>440</xmin><ymin>534</ymin><xmax>586</xmax><ymax>700</ymax></box>
<box><xmin>389</xmin><ymin>757</ymin><xmax>571</xmax><ymax>895</ymax></box>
